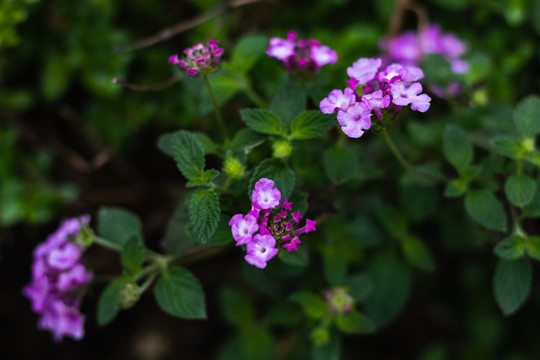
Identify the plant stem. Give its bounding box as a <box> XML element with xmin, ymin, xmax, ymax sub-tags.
<box><xmin>93</xmin><ymin>237</ymin><xmax>122</xmax><ymax>252</ymax></box>
<box><xmin>204</xmin><ymin>74</ymin><xmax>229</xmax><ymax>142</ymax></box>
<box><xmin>243</xmin><ymin>86</ymin><xmax>268</xmax><ymax>108</ymax></box>
<box><xmin>381</xmin><ymin>129</ymin><xmax>445</xmax><ymax>182</ymax></box>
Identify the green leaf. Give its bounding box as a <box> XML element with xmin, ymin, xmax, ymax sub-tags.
<box><xmin>220</xmin><ymin>287</ymin><xmax>255</xmax><ymax>328</ymax></box>
<box><xmin>278</xmin><ymin>248</ymin><xmax>308</xmax><ymax>266</ymax></box>
<box><xmin>401</xmin><ymin>235</ymin><xmax>435</xmax><ymax>272</ymax></box>
<box><xmin>189</xmin><ymin>189</ymin><xmax>220</xmax><ymax>244</ymax></box>
<box><xmin>290</xmin><ymin>111</ymin><xmax>336</xmax><ymax>139</ymax></box>
<box><xmin>206</xmin><ymin>216</ymin><xmax>234</xmax><ymax>246</ymax></box>
<box><xmin>154</xmin><ymin>267</ymin><xmax>207</xmax><ymax>319</ymax></box>
<box><xmin>312</xmin><ymin>332</ymin><xmax>340</xmax><ymax>360</ymax></box>
<box><xmin>121</xmin><ymin>237</ymin><xmax>146</xmax><ymax>273</ymax></box>
<box><xmin>464</xmin><ymin>190</ymin><xmax>507</xmax><ymax>232</ymax></box>
<box><xmin>523</xmin><ymin>183</ymin><xmax>540</xmax><ymax>217</ymax></box>
<box><xmin>364</xmin><ymin>251</ymin><xmax>411</xmax><ymax>327</ymax></box>
<box><xmin>493</xmin><ymin>234</ymin><xmax>526</xmax><ymax>260</ymax></box>
<box><xmin>199</xmin><ymin>70</ymin><xmax>243</xmax><ymax>115</ymax></box>
<box><xmin>505</xmin><ymin>174</ymin><xmax>536</xmax><ymax>208</ymax></box>
<box><xmin>444</xmin><ymin>179</ymin><xmax>467</xmax><ymax>197</ymax></box>
<box><xmin>490</xmin><ymin>136</ymin><xmax>522</xmax><ymax>159</ymax></box>
<box><xmin>186</xmin><ymin>169</ymin><xmax>220</xmax><ymax>188</ymax></box>
<box><xmin>322</xmin><ymin>146</ymin><xmax>359</xmax><ymax>184</ymax></box>
<box><xmin>229</xmin><ymin>128</ymin><xmax>266</xmax><ymax>152</ymax></box>
<box><xmin>240</xmin><ymin>109</ymin><xmax>283</xmax><ymax>135</ymax></box>
<box><xmin>443</xmin><ymin>125</ymin><xmax>473</xmax><ymax>171</ymax></box>
<box><xmin>41</xmin><ymin>54</ymin><xmax>71</xmax><ymax>101</ymax></box>
<box><xmin>97</xmin><ymin>278</ymin><xmax>127</xmax><ymax>326</ymax></box>
<box><xmin>345</xmin><ymin>273</ymin><xmax>374</xmax><ymax>303</ymax></box>
<box><xmin>335</xmin><ymin>311</ymin><xmax>375</xmax><ymax>334</ymax></box>
<box><xmin>525</xmin><ymin>236</ymin><xmax>540</xmax><ymax>261</ymax></box>
<box><xmin>97</xmin><ymin>207</ymin><xmax>143</xmax><ymax>247</ymax></box>
<box><xmin>170</xmin><ymin>130</ymin><xmax>205</xmax><ymax>181</ymax></box>
<box><xmin>289</xmin><ymin>291</ymin><xmax>327</xmax><ymax>319</ymax></box>
<box><xmin>249</xmin><ymin>159</ymin><xmax>295</xmax><ymax>199</ymax></box>
<box><xmin>163</xmin><ymin>197</ymin><xmax>198</xmax><ymax>255</ymax></box>
<box><xmin>493</xmin><ymin>259</ymin><xmax>531</xmax><ymax>316</ymax></box>
<box><xmin>270</xmin><ymin>82</ymin><xmax>306</xmax><ymax>127</ymax></box>
<box><xmin>513</xmin><ymin>96</ymin><xmax>540</xmax><ymax>139</ymax></box>
<box><xmin>230</xmin><ymin>35</ymin><xmax>268</xmax><ymax>72</ymax></box>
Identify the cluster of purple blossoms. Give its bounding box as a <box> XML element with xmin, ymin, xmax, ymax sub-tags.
<box><xmin>381</xmin><ymin>24</ymin><xmax>468</xmax><ymax>74</ymax></box>
<box><xmin>229</xmin><ymin>178</ymin><xmax>316</xmax><ymax>269</ymax></box>
<box><xmin>23</xmin><ymin>216</ymin><xmax>93</xmax><ymax>342</ymax></box>
<box><xmin>320</xmin><ymin>57</ymin><xmax>431</xmax><ymax>138</ymax></box>
<box><xmin>267</xmin><ymin>31</ymin><xmax>338</xmax><ymax>75</ymax></box>
<box><xmin>169</xmin><ymin>40</ymin><xmax>223</xmax><ymax>77</ymax></box>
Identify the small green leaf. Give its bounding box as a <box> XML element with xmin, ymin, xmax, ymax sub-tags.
<box><xmin>443</xmin><ymin>179</ymin><xmax>467</xmax><ymax>197</ymax></box>
<box><xmin>171</xmin><ymin>131</ymin><xmax>205</xmax><ymax>181</ymax></box>
<box><xmin>206</xmin><ymin>216</ymin><xmax>234</xmax><ymax>246</ymax></box>
<box><xmin>513</xmin><ymin>96</ymin><xmax>540</xmax><ymax>139</ymax></box>
<box><xmin>464</xmin><ymin>190</ymin><xmax>507</xmax><ymax>232</ymax></box>
<box><xmin>364</xmin><ymin>251</ymin><xmax>411</xmax><ymax>327</ymax></box>
<box><xmin>523</xmin><ymin>184</ymin><xmax>540</xmax><ymax>218</ymax></box>
<box><xmin>229</xmin><ymin>128</ymin><xmax>266</xmax><ymax>152</ymax></box>
<box><xmin>493</xmin><ymin>235</ymin><xmax>526</xmax><ymax>260</ymax></box>
<box><xmin>270</xmin><ymin>82</ymin><xmax>306</xmax><ymax>126</ymax></box>
<box><xmin>490</xmin><ymin>136</ymin><xmax>523</xmax><ymax>159</ymax></box>
<box><xmin>97</xmin><ymin>207</ymin><xmax>143</xmax><ymax>247</ymax></box>
<box><xmin>279</xmin><ymin>248</ymin><xmax>308</xmax><ymax>266</ymax></box>
<box><xmin>505</xmin><ymin>174</ymin><xmax>536</xmax><ymax>208</ymax></box>
<box><xmin>230</xmin><ymin>35</ymin><xmax>268</xmax><ymax>72</ymax></box>
<box><xmin>290</xmin><ymin>111</ymin><xmax>336</xmax><ymax>139</ymax></box>
<box><xmin>121</xmin><ymin>237</ymin><xmax>146</xmax><ymax>273</ymax></box>
<box><xmin>249</xmin><ymin>159</ymin><xmax>295</xmax><ymax>199</ymax></box>
<box><xmin>335</xmin><ymin>311</ymin><xmax>375</xmax><ymax>334</ymax></box>
<box><xmin>525</xmin><ymin>236</ymin><xmax>540</xmax><ymax>261</ymax></box>
<box><xmin>443</xmin><ymin>125</ymin><xmax>473</xmax><ymax>171</ymax></box>
<box><xmin>322</xmin><ymin>146</ymin><xmax>359</xmax><ymax>184</ymax></box>
<box><xmin>289</xmin><ymin>291</ymin><xmax>327</xmax><ymax>319</ymax></box>
<box><xmin>41</xmin><ymin>54</ymin><xmax>71</xmax><ymax>101</ymax></box>
<box><xmin>163</xmin><ymin>198</ymin><xmax>198</xmax><ymax>255</ymax></box>
<box><xmin>240</xmin><ymin>109</ymin><xmax>283</xmax><ymax>135</ymax></box>
<box><xmin>186</xmin><ymin>169</ymin><xmax>220</xmax><ymax>188</ymax></box>
<box><xmin>311</xmin><ymin>332</ymin><xmax>340</xmax><ymax>360</ymax></box>
<box><xmin>401</xmin><ymin>236</ymin><xmax>435</xmax><ymax>272</ymax></box>
<box><xmin>189</xmin><ymin>189</ymin><xmax>220</xmax><ymax>244</ymax></box>
<box><xmin>97</xmin><ymin>278</ymin><xmax>127</xmax><ymax>326</ymax></box>
<box><xmin>345</xmin><ymin>273</ymin><xmax>374</xmax><ymax>303</ymax></box>
<box><xmin>154</xmin><ymin>267</ymin><xmax>207</xmax><ymax>319</ymax></box>
<box><xmin>493</xmin><ymin>259</ymin><xmax>531</xmax><ymax>316</ymax></box>
<box><xmin>220</xmin><ymin>287</ymin><xmax>255</xmax><ymax>328</ymax></box>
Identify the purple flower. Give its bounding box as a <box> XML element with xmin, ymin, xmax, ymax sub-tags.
<box><xmin>23</xmin><ymin>215</ymin><xmax>93</xmax><ymax>342</ymax></box>
<box><xmin>450</xmin><ymin>59</ymin><xmax>469</xmax><ymax>74</ymax></box>
<box><xmin>245</xmin><ymin>234</ymin><xmax>279</xmax><ymax>269</ymax></box>
<box><xmin>377</xmin><ymin>63</ymin><xmax>408</xmax><ymax>83</ymax></box>
<box><xmin>440</xmin><ymin>34</ymin><xmax>466</xmax><ymax>58</ymax></box>
<box><xmin>169</xmin><ymin>41</ymin><xmax>223</xmax><ymax>77</ymax></box>
<box><xmin>337</xmin><ymin>103</ymin><xmax>372</xmax><ymax>138</ymax></box>
<box><xmin>282</xmin><ymin>236</ymin><xmax>301</xmax><ymax>252</ymax></box>
<box><xmin>411</xmin><ymin>93</ymin><xmax>432</xmax><ymax>112</ymax></box>
<box><xmin>390</xmin><ymin>82</ymin><xmax>423</xmax><ymax>106</ymax></box>
<box><xmin>347</xmin><ymin>58</ymin><xmax>382</xmax><ymax>84</ymax></box>
<box><xmin>361</xmin><ymin>89</ymin><xmax>391</xmax><ymax>111</ymax></box>
<box><xmin>268</xmin><ymin>31</ymin><xmax>337</xmax><ymax>75</ymax></box>
<box><xmin>294</xmin><ymin>219</ymin><xmax>317</xmax><ymax>235</ymax></box>
<box><xmin>229</xmin><ymin>214</ymin><xmax>258</xmax><ymax>246</ymax></box>
<box><xmin>320</xmin><ymin>88</ymin><xmax>356</xmax><ymax>114</ymax></box>
<box><xmin>252</xmin><ymin>178</ymin><xmax>281</xmax><ymax>210</ymax></box>
<box><xmin>384</xmin><ymin>33</ymin><xmax>421</xmax><ymax>65</ymax></box>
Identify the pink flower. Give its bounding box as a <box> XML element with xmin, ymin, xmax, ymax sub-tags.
<box><xmin>337</xmin><ymin>103</ymin><xmax>372</xmax><ymax>138</ymax></box>
<box><xmin>411</xmin><ymin>93</ymin><xmax>432</xmax><ymax>112</ymax></box>
<box><xmin>390</xmin><ymin>82</ymin><xmax>423</xmax><ymax>106</ymax></box>
<box><xmin>295</xmin><ymin>219</ymin><xmax>317</xmax><ymax>234</ymax></box>
<box><xmin>267</xmin><ymin>32</ymin><xmax>296</xmax><ymax>60</ymax></box>
<box><xmin>38</xmin><ymin>299</ymin><xmax>85</xmax><ymax>342</ymax></box>
<box><xmin>229</xmin><ymin>214</ymin><xmax>258</xmax><ymax>246</ymax></box>
<box><xmin>245</xmin><ymin>234</ymin><xmax>279</xmax><ymax>269</ymax></box>
<box><xmin>252</xmin><ymin>178</ymin><xmax>281</xmax><ymax>210</ymax></box>
<box><xmin>347</xmin><ymin>58</ymin><xmax>382</xmax><ymax>84</ymax></box>
<box><xmin>311</xmin><ymin>45</ymin><xmax>338</xmax><ymax>67</ymax></box>
<box><xmin>282</xmin><ymin>236</ymin><xmax>302</xmax><ymax>252</ymax></box>
<box><xmin>320</xmin><ymin>88</ymin><xmax>356</xmax><ymax>114</ymax></box>
<box><xmin>169</xmin><ymin>41</ymin><xmax>223</xmax><ymax>77</ymax></box>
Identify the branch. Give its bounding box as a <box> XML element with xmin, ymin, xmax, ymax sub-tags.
<box><xmin>112</xmin><ymin>72</ymin><xmax>183</xmax><ymax>92</ymax></box>
<box><xmin>114</xmin><ymin>0</ymin><xmax>263</xmax><ymax>53</ymax></box>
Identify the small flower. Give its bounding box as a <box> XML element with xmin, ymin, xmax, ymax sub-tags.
<box><xmin>279</xmin><ymin>199</ymin><xmax>293</xmax><ymax>211</ymax></box>
<box><xmin>282</xmin><ymin>236</ymin><xmax>301</xmax><ymax>252</ymax></box>
<box><xmin>294</xmin><ymin>218</ymin><xmax>317</xmax><ymax>234</ymax></box>
<box><xmin>267</xmin><ymin>31</ymin><xmax>296</xmax><ymax>60</ymax></box>
<box><xmin>347</xmin><ymin>57</ymin><xmax>382</xmax><ymax>84</ymax></box>
<box><xmin>320</xmin><ymin>88</ymin><xmax>356</xmax><ymax>114</ymax></box>
<box><xmin>325</xmin><ymin>287</ymin><xmax>354</xmax><ymax>313</ymax></box>
<box><xmin>245</xmin><ymin>234</ymin><xmax>279</xmax><ymax>269</ymax></box>
<box><xmin>311</xmin><ymin>45</ymin><xmax>338</xmax><ymax>67</ymax></box>
<box><xmin>23</xmin><ymin>215</ymin><xmax>93</xmax><ymax>342</ymax></box>
<box><xmin>390</xmin><ymin>82</ymin><xmax>424</xmax><ymax>106</ymax></box>
<box><xmin>336</xmin><ymin>103</ymin><xmax>372</xmax><ymax>138</ymax></box>
<box><xmin>229</xmin><ymin>214</ymin><xmax>258</xmax><ymax>246</ymax></box>
<box><xmin>169</xmin><ymin>41</ymin><xmax>223</xmax><ymax>77</ymax></box>
<box><xmin>252</xmin><ymin>178</ymin><xmax>282</xmax><ymax>210</ymax></box>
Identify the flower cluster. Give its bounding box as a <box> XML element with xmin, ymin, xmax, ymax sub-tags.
<box><xmin>320</xmin><ymin>58</ymin><xmax>431</xmax><ymax>138</ymax></box>
<box><xmin>229</xmin><ymin>178</ymin><xmax>316</xmax><ymax>269</ymax></box>
<box><xmin>381</xmin><ymin>24</ymin><xmax>468</xmax><ymax>74</ymax></box>
<box><xmin>267</xmin><ymin>31</ymin><xmax>337</xmax><ymax>75</ymax></box>
<box><xmin>325</xmin><ymin>287</ymin><xmax>353</xmax><ymax>313</ymax></box>
<box><xmin>169</xmin><ymin>40</ymin><xmax>223</xmax><ymax>77</ymax></box>
<box><xmin>23</xmin><ymin>216</ymin><xmax>93</xmax><ymax>342</ymax></box>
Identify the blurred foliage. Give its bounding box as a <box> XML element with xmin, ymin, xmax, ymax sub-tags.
<box><xmin>4</xmin><ymin>0</ymin><xmax>540</xmax><ymax>359</ymax></box>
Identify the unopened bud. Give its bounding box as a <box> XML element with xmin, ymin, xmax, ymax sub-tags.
<box><xmin>325</xmin><ymin>286</ymin><xmax>353</xmax><ymax>313</ymax></box>
<box><xmin>223</xmin><ymin>155</ymin><xmax>245</xmax><ymax>179</ymax></box>
<box><xmin>119</xmin><ymin>283</ymin><xmax>141</xmax><ymax>309</ymax></box>
<box><xmin>272</xmin><ymin>139</ymin><xmax>293</xmax><ymax>158</ymax></box>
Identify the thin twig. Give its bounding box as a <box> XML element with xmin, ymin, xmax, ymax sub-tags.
<box><xmin>112</xmin><ymin>73</ymin><xmax>183</xmax><ymax>92</ymax></box>
<box><xmin>114</xmin><ymin>0</ymin><xmax>263</xmax><ymax>53</ymax></box>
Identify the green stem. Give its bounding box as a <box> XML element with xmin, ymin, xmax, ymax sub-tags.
<box><xmin>243</xmin><ymin>86</ymin><xmax>268</xmax><ymax>108</ymax></box>
<box><xmin>93</xmin><ymin>237</ymin><xmax>122</xmax><ymax>252</ymax></box>
<box><xmin>204</xmin><ymin>74</ymin><xmax>229</xmax><ymax>142</ymax></box>
<box><xmin>381</xmin><ymin>130</ymin><xmax>445</xmax><ymax>182</ymax></box>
